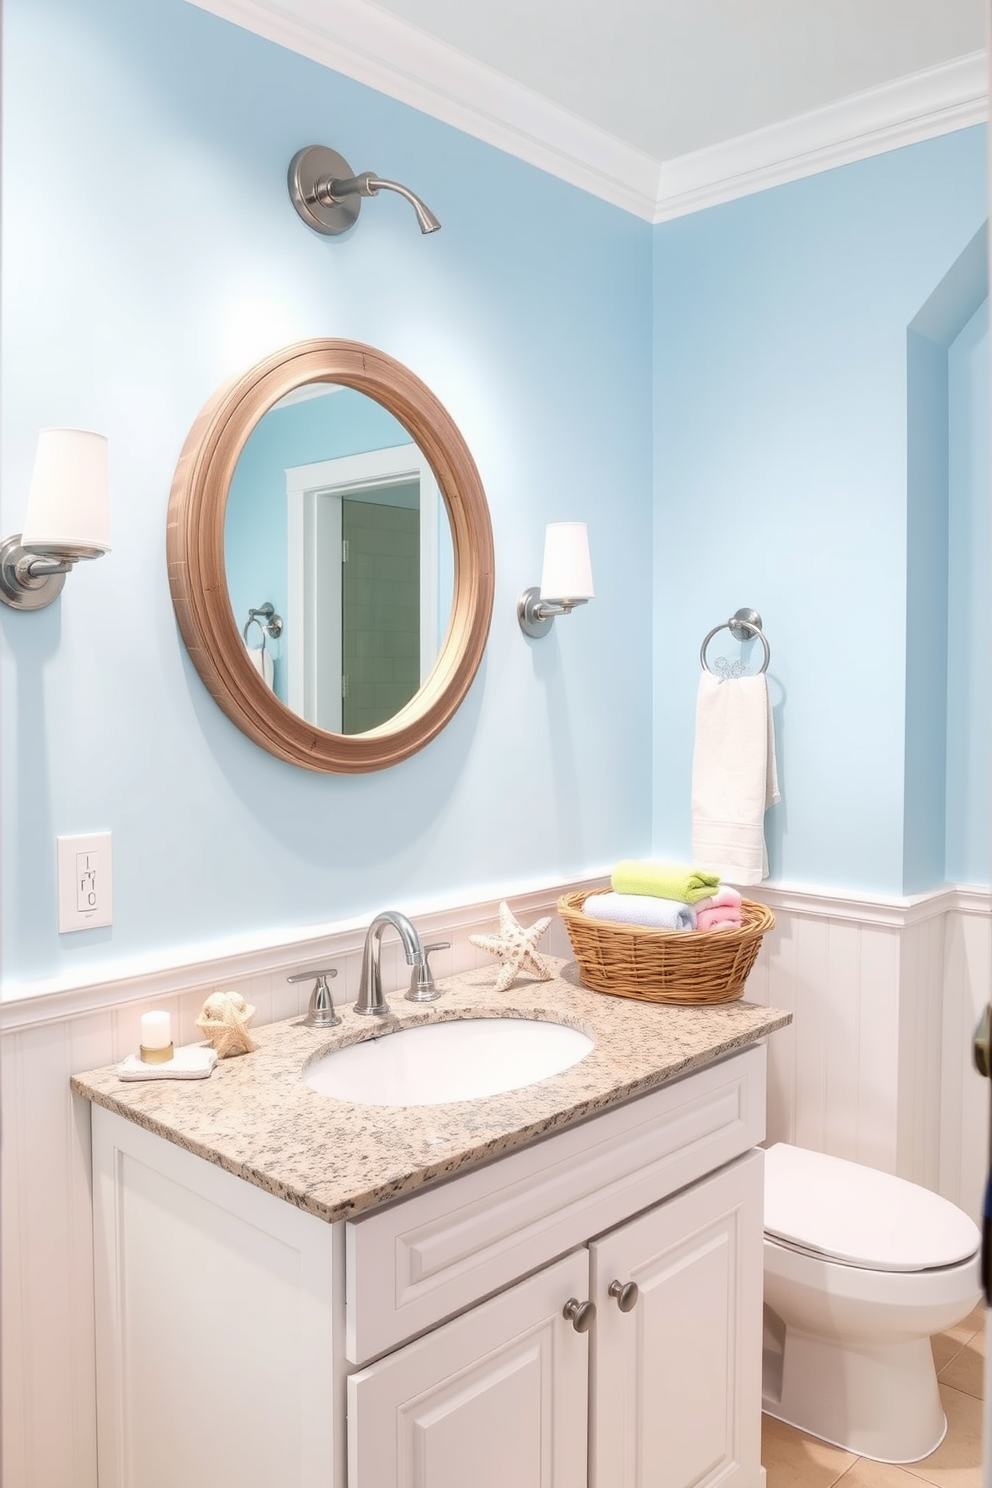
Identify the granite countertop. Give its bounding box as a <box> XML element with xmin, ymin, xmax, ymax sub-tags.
<box><xmin>71</xmin><ymin>958</ymin><xmax>791</xmax><ymax>1225</ymax></box>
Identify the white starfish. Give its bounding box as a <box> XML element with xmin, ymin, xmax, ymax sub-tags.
<box><xmin>470</xmin><ymin>901</ymin><xmax>554</xmax><ymax>992</ymax></box>
<box><xmin>195</xmin><ymin>990</ymin><xmax>257</xmax><ymax>1058</ymax></box>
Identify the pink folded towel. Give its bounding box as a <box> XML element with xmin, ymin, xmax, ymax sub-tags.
<box><xmin>696</xmin><ymin>906</ymin><xmax>742</xmax><ymax>932</ymax></box>
<box><xmin>694</xmin><ymin>886</ymin><xmax>741</xmax><ymax>912</ymax></box>
<box><xmin>694</xmin><ymin>886</ymin><xmax>743</xmax><ymax>932</ymax></box>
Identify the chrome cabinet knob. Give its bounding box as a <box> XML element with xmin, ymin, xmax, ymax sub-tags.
<box><xmin>562</xmin><ymin>1297</ymin><xmax>596</xmax><ymax>1333</ymax></box>
<box><xmin>608</xmin><ymin>1279</ymin><xmax>639</xmax><ymax>1312</ymax></box>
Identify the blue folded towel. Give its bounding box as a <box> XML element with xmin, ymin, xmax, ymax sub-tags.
<box><xmin>582</xmin><ymin>891</ymin><xmax>696</xmax><ymax>931</ymax></box>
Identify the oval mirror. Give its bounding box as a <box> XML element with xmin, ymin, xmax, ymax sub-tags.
<box><xmin>167</xmin><ymin>340</ymin><xmax>495</xmax><ymax>772</ymax></box>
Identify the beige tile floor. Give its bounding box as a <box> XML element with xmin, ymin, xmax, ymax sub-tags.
<box><xmin>762</xmin><ymin>1304</ymin><xmax>987</xmax><ymax>1488</ymax></box>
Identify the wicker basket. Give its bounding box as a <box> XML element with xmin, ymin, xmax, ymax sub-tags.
<box><xmin>558</xmin><ymin>889</ymin><xmax>775</xmax><ymax>1005</ymax></box>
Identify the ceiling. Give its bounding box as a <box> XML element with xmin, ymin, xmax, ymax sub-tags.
<box><xmin>365</xmin><ymin>0</ymin><xmax>987</xmax><ymax>161</ymax></box>
<box><xmin>194</xmin><ymin>0</ymin><xmax>989</xmax><ymax>218</ymax></box>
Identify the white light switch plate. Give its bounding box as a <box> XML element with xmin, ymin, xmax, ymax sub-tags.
<box><xmin>57</xmin><ymin>832</ymin><xmax>113</xmax><ymax>933</ymax></box>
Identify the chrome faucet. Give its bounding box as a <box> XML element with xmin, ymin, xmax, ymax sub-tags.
<box><xmin>355</xmin><ymin>910</ymin><xmax>424</xmax><ymax>1017</ymax></box>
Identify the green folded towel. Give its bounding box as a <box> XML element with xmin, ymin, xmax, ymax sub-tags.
<box><xmin>611</xmin><ymin>859</ymin><xmax>720</xmax><ymax>905</ymax></box>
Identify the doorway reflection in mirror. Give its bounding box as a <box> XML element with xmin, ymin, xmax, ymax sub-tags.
<box><xmin>224</xmin><ymin>383</ymin><xmax>454</xmax><ymax>734</ymax></box>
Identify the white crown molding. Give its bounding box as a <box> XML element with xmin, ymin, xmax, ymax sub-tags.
<box><xmin>184</xmin><ymin>0</ymin><xmax>661</xmax><ymax>218</ymax></box>
<box><xmin>185</xmin><ymin>0</ymin><xmax>986</xmax><ymax>223</ymax></box>
<box><xmin>652</xmin><ymin>52</ymin><xmax>989</xmax><ymax>223</ymax></box>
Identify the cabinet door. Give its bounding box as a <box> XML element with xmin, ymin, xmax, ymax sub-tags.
<box><xmin>589</xmin><ymin>1150</ymin><xmax>763</xmax><ymax>1488</ymax></box>
<box><xmin>92</xmin><ymin>1107</ymin><xmax>338</xmax><ymax>1488</ymax></box>
<box><xmin>349</xmin><ymin>1250</ymin><xmax>589</xmax><ymax>1488</ymax></box>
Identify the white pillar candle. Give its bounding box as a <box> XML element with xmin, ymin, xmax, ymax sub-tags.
<box><xmin>140</xmin><ymin>1011</ymin><xmax>172</xmax><ymax>1050</ymax></box>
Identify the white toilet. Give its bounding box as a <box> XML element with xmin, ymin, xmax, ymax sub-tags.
<box><xmin>762</xmin><ymin>1143</ymin><xmax>981</xmax><ymax>1464</ymax></box>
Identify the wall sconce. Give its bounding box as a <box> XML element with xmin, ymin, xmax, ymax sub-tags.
<box><xmin>0</xmin><ymin>429</ymin><xmax>110</xmax><ymax>611</ymax></box>
<box><xmin>517</xmin><ymin>522</ymin><xmax>594</xmax><ymax>638</ymax></box>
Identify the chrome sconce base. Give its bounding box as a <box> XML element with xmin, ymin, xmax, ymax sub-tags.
<box><xmin>0</xmin><ymin>534</ymin><xmax>69</xmax><ymax>610</ymax></box>
<box><xmin>0</xmin><ymin>534</ymin><xmax>106</xmax><ymax>611</ymax></box>
<box><xmin>517</xmin><ymin>587</ymin><xmax>588</xmax><ymax>638</ymax></box>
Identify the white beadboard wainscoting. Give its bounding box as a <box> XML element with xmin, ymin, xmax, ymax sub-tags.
<box><xmin>0</xmin><ymin>877</ymin><xmax>595</xmax><ymax>1488</ymax></box>
<box><xmin>748</xmin><ymin>882</ymin><xmax>991</xmax><ymax>1218</ymax></box>
<box><xmin>2</xmin><ymin>877</ymin><xmax>988</xmax><ymax>1487</ymax></box>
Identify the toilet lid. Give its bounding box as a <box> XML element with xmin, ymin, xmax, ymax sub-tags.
<box><xmin>764</xmin><ymin>1144</ymin><xmax>980</xmax><ymax>1272</ymax></box>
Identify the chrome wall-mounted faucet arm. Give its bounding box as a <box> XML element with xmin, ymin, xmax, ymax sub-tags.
<box><xmin>315</xmin><ymin>171</ymin><xmax>441</xmax><ymax>234</ymax></box>
<box><xmin>288</xmin><ymin>146</ymin><xmax>441</xmax><ymax>237</ymax></box>
<box><xmin>356</xmin><ymin>910</ymin><xmax>424</xmax><ymax>1017</ymax></box>
<box><xmin>312</xmin><ymin>168</ymin><xmax>375</xmax><ymax>203</ymax></box>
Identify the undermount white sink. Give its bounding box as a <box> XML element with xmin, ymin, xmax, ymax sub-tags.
<box><xmin>303</xmin><ymin>1017</ymin><xmax>594</xmax><ymax>1106</ymax></box>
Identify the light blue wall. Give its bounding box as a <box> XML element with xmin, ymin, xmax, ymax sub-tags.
<box><xmin>0</xmin><ymin>0</ymin><xmax>654</xmax><ymax>985</ymax></box>
<box><xmin>652</xmin><ymin>130</ymin><xmax>988</xmax><ymax>895</ymax></box>
<box><xmin>946</xmin><ymin>298</ymin><xmax>991</xmax><ymax>885</ymax></box>
<box><xmin>904</xmin><ymin>325</ymin><xmax>950</xmax><ymax>893</ymax></box>
<box><xmin>2</xmin><ymin>0</ymin><xmax>987</xmax><ymax>985</ymax></box>
<box><xmin>904</xmin><ymin>225</ymin><xmax>988</xmax><ymax>892</ymax></box>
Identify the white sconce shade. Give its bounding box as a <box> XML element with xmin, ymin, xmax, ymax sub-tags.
<box><xmin>0</xmin><ymin>427</ymin><xmax>111</xmax><ymax>610</ymax></box>
<box><xmin>540</xmin><ymin>522</ymin><xmax>594</xmax><ymax>602</ymax></box>
<box><xmin>517</xmin><ymin>521</ymin><xmax>595</xmax><ymax>638</ymax></box>
<box><xmin>22</xmin><ymin>428</ymin><xmax>111</xmax><ymax>558</ymax></box>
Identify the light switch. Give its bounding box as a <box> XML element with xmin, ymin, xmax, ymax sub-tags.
<box><xmin>57</xmin><ymin>832</ymin><xmax>113</xmax><ymax>932</ymax></box>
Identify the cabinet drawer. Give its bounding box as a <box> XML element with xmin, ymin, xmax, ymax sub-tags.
<box><xmin>346</xmin><ymin>1043</ymin><xmax>765</xmax><ymax>1364</ymax></box>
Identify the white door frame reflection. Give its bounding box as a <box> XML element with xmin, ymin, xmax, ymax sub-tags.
<box><xmin>285</xmin><ymin>442</ymin><xmax>451</xmax><ymax>733</ymax></box>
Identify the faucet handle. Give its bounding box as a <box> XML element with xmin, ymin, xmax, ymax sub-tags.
<box><xmin>288</xmin><ymin>968</ymin><xmax>341</xmax><ymax>1027</ymax></box>
<box><xmin>405</xmin><ymin>942</ymin><xmax>450</xmax><ymax>1003</ymax></box>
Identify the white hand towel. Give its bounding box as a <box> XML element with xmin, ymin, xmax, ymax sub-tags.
<box><xmin>691</xmin><ymin>672</ymin><xmax>779</xmax><ymax>885</ymax></box>
<box><xmin>246</xmin><ymin>642</ymin><xmax>274</xmax><ymax>689</ymax></box>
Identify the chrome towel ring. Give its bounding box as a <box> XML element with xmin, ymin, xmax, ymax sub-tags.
<box><xmin>243</xmin><ymin>614</ymin><xmax>268</xmax><ymax>649</ymax></box>
<box><xmin>700</xmin><ymin>607</ymin><xmax>770</xmax><ymax>676</ymax></box>
<box><xmin>242</xmin><ymin>601</ymin><xmax>283</xmax><ymax>648</ymax></box>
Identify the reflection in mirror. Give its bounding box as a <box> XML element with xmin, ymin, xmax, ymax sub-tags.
<box><xmin>224</xmin><ymin>385</ymin><xmax>454</xmax><ymax>735</ymax></box>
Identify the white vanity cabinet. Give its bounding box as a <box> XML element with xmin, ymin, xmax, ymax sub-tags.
<box><xmin>350</xmin><ymin>1151</ymin><xmax>762</xmax><ymax>1488</ymax></box>
<box><xmin>91</xmin><ymin>1043</ymin><xmax>768</xmax><ymax>1488</ymax></box>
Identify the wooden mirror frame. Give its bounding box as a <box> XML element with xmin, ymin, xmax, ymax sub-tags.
<box><xmin>167</xmin><ymin>340</ymin><xmax>495</xmax><ymax>773</ymax></box>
